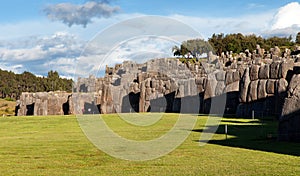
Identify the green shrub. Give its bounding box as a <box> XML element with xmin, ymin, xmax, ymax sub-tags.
<box><xmin>4</xmin><ymin>98</ymin><xmax>15</xmax><ymax>102</ymax></box>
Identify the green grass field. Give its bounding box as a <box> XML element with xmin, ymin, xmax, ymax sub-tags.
<box><xmin>0</xmin><ymin>114</ymin><xmax>299</xmax><ymax>175</ymax></box>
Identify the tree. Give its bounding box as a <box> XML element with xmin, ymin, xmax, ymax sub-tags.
<box><xmin>0</xmin><ymin>68</ymin><xmax>73</xmax><ymax>100</ymax></box>
<box><xmin>209</xmin><ymin>33</ymin><xmax>225</xmax><ymax>56</ymax></box>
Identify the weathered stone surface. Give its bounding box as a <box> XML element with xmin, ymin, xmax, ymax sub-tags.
<box><xmin>204</xmin><ymin>76</ymin><xmax>217</xmax><ymax>100</ymax></box>
<box><xmin>247</xmin><ymin>80</ymin><xmax>259</xmax><ymax>102</ymax></box>
<box><xmin>225</xmin><ymin>81</ymin><xmax>239</xmax><ymax>92</ymax></box>
<box><xmin>145</xmin><ymin>88</ymin><xmax>152</xmax><ymax>101</ymax></box>
<box><xmin>239</xmin><ymin>68</ymin><xmax>250</xmax><ymax>103</ymax></box>
<box><xmin>196</xmin><ymin>77</ymin><xmax>206</xmax><ymax>93</ymax></box>
<box><xmin>270</xmin><ymin>62</ymin><xmax>280</xmax><ymax>79</ymax></box>
<box><xmin>257</xmin><ymin>80</ymin><xmax>267</xmax><ymax>100</ymax></box>
<box><xmin>238</xmin><ymin>67</ymin><xmax>245</xmax><ymax>79</ymax></box>
<box><xmin>258</xmin><ymin>64</ymin><xmax>269</xmax><ymax>79</ymax></box>
<box><xmin>266</xmin><ymin>79</ymin><xmax>276</xmax><ymax>94</ymax></box>
<box><xmin>279</xmin><ymin>59</ymin><xmax>294</xmax><ymax>79</ymax></box>
<box><xmin>139</xmin><ymin>81</ymin><xmax>146</xmax><ymax>112</ymax></box>
<box><xmin>215</xmin><ymin>81</ymin><xmax>225</xmax><ymax>96</ymax></box>
<box><xmin>225</xmin><ymin>70</ymin><xmax>234</xmax><ymax>85</ymax></box>
<box><xmin>287</xmin><ymin>75</ymin><xmax>300</xmax><ymax>97</ymax></box>
<box><xmin>18</xmin><ymin>91</ymin><xmax>75</xmax><ymax>116</ymax></box>
<box><xmin>215</xmin><ymin>71</ymin><xmax>226</xmax><ymax>81</ymax></box>
<box><xmin>271</xmin><ymin>46</ymin><xmax>281</xmax><ymax>57</ymax></box>
<box><xmin>165</xmin><ymin>80</ymin><xmax>171</xmax><ymax>90</ymax></box>
<box><xmin>250</xmin><ymin>65</ymin><xmax>259</xmax><ymax>81</ymax></box>
<box><xmin>279</xmin><ymin>74</ymin><xmax>300</xmax><ymax>142</ymax></box>
<box><xmin>145</xmin><ymin>78</ymin><xmax>151</xmax><ymax>88</ymax></box>
<box><xmin>232</xmin><ymin>71</ymin><xmax>240</xmax><ymax>82</ymax></box>
<box><xmin>277</xmin><ymin>78</ymin><xmax>288</xmax><ymax>93</ymax></box>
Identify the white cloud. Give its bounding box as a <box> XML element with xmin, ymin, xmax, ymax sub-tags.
<box><xmin>2</xmin><ymin>2</ymin><xmax>300</xmax><ymax>78</ymax></box>
<box><xmin>0</xmin><ymin>32</ymin><xmax>84</xmax><ymax>76</ymax></box>
<box><xmin>44</xmin><ymin>1</ymin><xmax>120</xmax><ymax>27</ymax></box>
<box><xmin>0</xmin><ymin>32</ymin><xmax>83</xmax><ymax>61</ymax></box>
<box><xmin>43</xmin><ymin>57</ymin><xmax>78</xmax><ymax>79</ymax></box>
<box><xmin>271</xmin><ymin>2</ymin><xmax>300</xmax><ymax>30</ymax></box>
<box><xmin>0</xmin><ymin>62</ymin><xmax>24</xmax><ymax>74</ymax></box>
<box><xmin>170</xmin><ymin>11</ymin><xmax>274</xmax><ymax>39</ymax></box>
<box><xmin>74</xmin><ymin>16</ymin><xmax>203</xmax><ymax>78</ymax></box>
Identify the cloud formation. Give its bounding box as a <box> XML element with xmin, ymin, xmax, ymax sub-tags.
<box><xmin>44</xmin><ymin>1</ymin><xmax>120</xmax><ymax>27</ymax></box>
<box><xmin>3</xmin><ymin>2</ymin><xmax>300</xmax><ymax>78</ymax></box>
<box><xmin>0</xmin><ymin>32</ymin><xmax>84</xmax><ymax>77</ymax></box>
<box><xmin>271</xmin><ymin>2</ymin><xmax>300</xmax><ymax>30</ymax></box>
<box><xmin>171</xmin><ymin>12</ymin><xmax>274</xmax><ymax>39</ymax></box>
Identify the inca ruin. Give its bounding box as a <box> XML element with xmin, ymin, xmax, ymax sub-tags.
<box><xmin>15</xmin><ymin>45</ymin><xmax>300</xmax><ymax>142</ymax></box>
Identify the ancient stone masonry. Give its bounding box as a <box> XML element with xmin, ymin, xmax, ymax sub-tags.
<box><xmin>236</xmin><ymin>59</ymin><xmax>294</xmax><ymax>118</ymax></box>
<box><xmin>16</xmin><ymin>45</ymin><xmax>300</xmax><ymax>142</ymax></box>
<box><xmin>278</xmin><ymin>63</ymin><xmax>300</xmax><ymax>142</ymax></box>
<box><xmin>17</xmin><ymin>92</ymin><xmax>74</xmax><ymax>116</ymax></box>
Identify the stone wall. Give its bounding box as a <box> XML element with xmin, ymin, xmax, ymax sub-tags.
<box><xmin>16</xmin><ymin>47</ymin><xmax>300</xmax><ymax>142</ymax></box>
<box><xmin>17</xmin><ymin>55</ymin><xmax>296</xmax><ymax>117</ymax></box>
<box><xmin>278</xmin><ymin>63</ymin><xmax>300</xmax><ymax>142</ymax></box>
<box><xmin>17</xmin><ymin>92</ymin><xmax>73</xmax><ymax>116</ymax></box>
<box><xmin>236</xmin><ymin>59</ymin><xmax>294</xmax><ymax>118</ymax></box>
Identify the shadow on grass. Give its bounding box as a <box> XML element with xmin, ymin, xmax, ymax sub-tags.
<box><xmin>221</xmin><ymin>120</ymin><xmax>258</xmax><ymax>124</ymax></box>
<box><xmin>193</xmin><ymin>119</ymin><xmax>300</xmax><ymax>156</ymax></box>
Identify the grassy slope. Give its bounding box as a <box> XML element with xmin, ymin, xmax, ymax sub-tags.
<box><xmin>0</xmin><ymin>114</ymin><xmax>299</xmax><ymax>176</ymax></box>
<box><xmin>0</xmin><ymin>99</ymin><xmax>15</xmax><ymax>116</ymax></box>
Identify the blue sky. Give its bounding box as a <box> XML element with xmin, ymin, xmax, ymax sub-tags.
<box><xmin>0</xmin><ymin>0</ymin><xmax>295</xmax><ymax>21</ymax></box>
<box><xmin>0</xmin><ymin>0</ymin><xmax>300</xmax><ymax>77</ymax></box>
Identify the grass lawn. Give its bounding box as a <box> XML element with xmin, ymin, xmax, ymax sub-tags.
<box><xmin>0</xmin><ymin>114</ymin><xmax>299</xmax><ymax>175</ymax></box>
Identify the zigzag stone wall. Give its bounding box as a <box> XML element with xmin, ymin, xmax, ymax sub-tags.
<box><xmin>16</xmin><ymin>48</ymin><xmax>300</xmax><ymax>142</ymax></box>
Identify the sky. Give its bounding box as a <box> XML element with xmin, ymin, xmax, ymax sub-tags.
<box><xmin>0</xmin><ymin>0</ymin><xmax>300</xmax><ymax>78</ymax></box>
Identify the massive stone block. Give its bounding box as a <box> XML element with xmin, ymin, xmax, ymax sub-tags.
<box><xmin>258</xmin><ymin>64</ymin><xmax>269</xmax><ymax>79</ymax></box>
<box><xmin>270</xmin><ymin>62</ymin><xmax>280</xmax><ymax>79</ymax></box>
<box><xmin>277</xmin><ymin>78</ymin><xmax>288</xmax><ymax>93</ymax></box>
<box><xmin>215</xmin><ymin>71</ymin><xmax>226</xmax><ymax>81</ymax></box>
<box><xmin>266</xmin><ymin>79</ymin><xmax>276</xmax><ymax>94</ymax></box>
<box><xmin>257</xmin><ymin>80</ymin><xmax>267</xmax><ymax>100</ymax></box>
<box><xmin>279</xmin><ymin>74</ymin><xmax>300</xmax><ymax>142</ymax></box>
<box><xmin>215</xmin><ymin>81</ymin><xmax>225</xmax><ymax>96</ymax></box>
<box><xmin>250</xmin><ymin>65</ymin><xmax>259</xmax><ymax>81</ymax></box>
<box><xmin>225</xmin><ymin>70</ymin><xmax>234</xmax><ymax>85</ymax></box>
<box><xmin>247</xmin><ymin>80</ymin><xmax>259</xmax><ymax>102</ymax></box>
<box><xmin>225</xmin><ymin>81</ymin><xmax>239</xmax><ymax>93</ymax></box>
<box><xmin>204</xmin><ymin>76</ymin><xmax>217</xmax><ymax>100</ymax></box>
<box><xmin>239</xmin><ymin>68</ymin><xmax>250</xmax><ymax>103</ymax></box>
<box><xmin>279</xmin><ymin>59</ymin><xmax>294</xmax><ymax>79</ymax></box>
<box><xmin>232</xmin><ymin>71</ymin><xmax>240</xmax><ymax>82</ymax></box>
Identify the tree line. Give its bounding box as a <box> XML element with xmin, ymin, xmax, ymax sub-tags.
<box><xmin>0</xmin><ymin>70</ymin><xmax>73</xmax><ymax>100</ymax></box>
<box><xmin>175</xmin><ymin>32</ymin><xmax>300</xmax><ymax>57</ymax></box>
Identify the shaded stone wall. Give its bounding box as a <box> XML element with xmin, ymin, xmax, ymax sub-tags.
<box><xmin>236</xmin><ymin>59</ymin><xmax>294</xmax><ymax>118</ymax></box>
<box><xmin>278</xmin><ymin>63</ymin><xmax>300</xmax><ymax>142</ymax></box>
